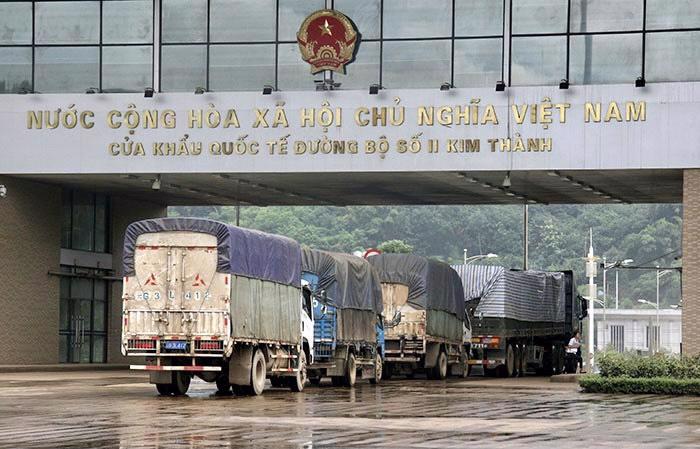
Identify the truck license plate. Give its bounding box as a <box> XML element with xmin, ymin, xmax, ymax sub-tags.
<box><xmin>165</xmin><ymin>341</ymin><xmax>187</xmax><ymax>350</ymax></box>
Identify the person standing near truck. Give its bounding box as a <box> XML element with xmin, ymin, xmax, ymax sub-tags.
<box><xmin>566</xmin><ymin>331</ymin><xmax>581</xmax><ymax>374</ymax></box>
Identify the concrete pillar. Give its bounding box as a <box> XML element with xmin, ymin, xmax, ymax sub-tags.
<box><xmin>107</xmin><ymin>197</ymin><xmax>166</xmax><ymax>364</ymax></box>
<box><xmin>682</xmin><ymin>169</ymin><xmax>700</xmax><ymax>355</ymax></box>
<box><xmin>0</xmin><ymin>176</ymin><xmax>61</xmax><ymax>364</ymax></box>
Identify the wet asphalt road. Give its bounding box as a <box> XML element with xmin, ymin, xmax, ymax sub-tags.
<box><xmin>0</xmin><ymin>371</ymin><xmax>699</xmax><ymax>449</ymax></box>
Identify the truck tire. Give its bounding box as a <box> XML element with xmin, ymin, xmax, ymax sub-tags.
<box><xmin>344</xmin><ymin>353</ymin><xmax>357</xmax><ymax>387</ymax></box>
<box><xmin>171</xmin><ymin>372</ymin><xmax>191</xmax><ymax>396</ymax></box>
<box><xmin>331</xmin><ymin>376</ymin><xmax>344</xmax><ymax>386</ymax></box>
<box><xmin>430</xmin><ymin>350</ymin><xmax>448</xmax><ymax>380</ymax></box>
<box><xmin>156</xmin><ymin>383</ymin><xmax>173</xmax><ymax>396</ymax></box>
<box><xmin>250</xmin><ymin>348</ymin><xmax>267</xmax><ymax>396</ymax></box>
<box><xmin>369</xmin><ymin>353</ymin><xmax>382</xmax><ymax>384</ymax></box>
<box><xmin>215</xmin><ymin>376</ymin><xmax>231</xmax><ymax>395</ymax></box>
<box><xmin>289</xmin><ymin>350</ymin><xmax>308</xmax><ymax>392</ymax></box>
<box><xmin>310</xmin><ymin>376</ymin><xmax>322</xmax><ymax>386</ymax></box>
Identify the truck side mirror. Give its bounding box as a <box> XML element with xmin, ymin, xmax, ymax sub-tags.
<box><xmin>320</xmin><ymin>289</ymin><xmax>327</xmax><ymax>301</ymax></box>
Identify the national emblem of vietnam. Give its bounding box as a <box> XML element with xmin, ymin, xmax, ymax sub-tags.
<box><xmin>297</xmin><ymin>9</ymin><xmax>359</xmax><ymax>74</ymax></box>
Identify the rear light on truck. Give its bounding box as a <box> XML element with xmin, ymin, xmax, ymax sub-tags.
<box><xmin>128</xmin><ymin>339</ymin><xmax>156</xmax><ymax>350</ymax></box>
<box><xmin>194</xmin><ymin>340</ymin><xmax>223</xmax><ymax>351</ymax></box>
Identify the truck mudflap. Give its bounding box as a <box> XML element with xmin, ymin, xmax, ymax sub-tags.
<box><xmin>131</xmin><ymin>365</ymin><xmax>222</xmax><ymax>372</ymax></box>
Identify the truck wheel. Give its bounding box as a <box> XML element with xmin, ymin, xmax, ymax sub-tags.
<box><xmin>331</xmin><ymin>376</ymin><xmax>344</xmax><ymax>386</ymax></box>
<box><xmin>344</xmin><ymin>353</ymin><xmax>357</xmax><ymax>387</ymax></box>
<box><xmin>369</xmin><ymin>353</ymin><xmax>382</xmax><ymax>384</ymax></box>
<box><xmin>310</xmin><ymin>376</ymin><xmax>322</xmax><ymax>386</ymax></box>
<box><xmin>171</xmin><ymin>372</ymin><xmax>191</xmax><ymax>396</ymax></box>
<box><xmin>506</xmin><ymin>344</ymin><xmax>516</xmax><ymax>377</ymax></box>
<box><xmin>250</xmin><ymin>349</ymin><xmax>267</xmax><ymax>396</ymax></box>
<box><xmin>431</xmin><ymin>350</ymin><xmax>448</xmax><ymax>380</ymax></box>
<box><xmin>215</xmin><ymin>376</ymin><xmax>231</xmax><ymax>395</ymax></box>
<box><xmin>156</xmin><ymin>383</ymin><xmax>173</xmax><ymax>396</ymax></box>
<box><xmin>289</xmin><ymin>351</ymin><xmax>308</xmax><ymax>392</ymax></box>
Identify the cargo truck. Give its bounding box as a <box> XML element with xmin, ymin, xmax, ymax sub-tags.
<box><xmin>452</xmin><ymin>265</ymin><xmax>586</xmax><ymax>377</ymax></box>
<box><xmin>300</xmin><ymin>249</ymin><xmax>385</xmax><ymax>386</ymax></box>
<box><xmin>368</xmin><ymin>254</ymin><xmax>467</xmax><ymax>379</ymax></box>
<box><xmin>120</xmin><ymin>218</ymin><xmax>311</xmax><ymax>396</ymax></box>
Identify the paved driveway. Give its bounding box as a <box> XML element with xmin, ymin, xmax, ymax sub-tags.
<box><xmin>0</xmin><ymin>371</ymin><xmax>698</xmax><ymax>448</ymax></box>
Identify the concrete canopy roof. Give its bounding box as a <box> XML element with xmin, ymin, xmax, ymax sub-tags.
<box><xmin>17</xmin><ymin>169</ymin><xmax>681</xmax><ymax>206</ymax></box>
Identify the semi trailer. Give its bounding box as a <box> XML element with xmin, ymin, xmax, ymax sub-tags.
<box><xmin>368</xmin><ymin>254</ymin><xmax>467</xmax><ymax>379</ymax></box>
<box><xmin>301</xmin><ymin>249</ymin><xmax>385</xmax><ymax>386</ymax></box>
<box><xmin>453</xmin><ymin>264</ymin><xmax>586</xmax><ymax>377</ymax></box>
<box><xmin>120</xmin><ymin>218</ymin><xmax>311</xmax><ymax>396</ymax></box>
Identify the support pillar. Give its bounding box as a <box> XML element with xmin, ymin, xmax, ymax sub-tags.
<box><xmin>682</xmin><ymin>169</ymin><xmax>700</xmax><ymax>355</ymax></box>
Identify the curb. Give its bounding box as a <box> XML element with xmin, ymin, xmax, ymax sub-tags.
<box><xmin>0</xmin><ymin>364</ymin><xmax>130</xmax><ymax>373</ymax></box>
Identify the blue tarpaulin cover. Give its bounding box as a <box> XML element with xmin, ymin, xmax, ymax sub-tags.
<box><xmin>302</xmin><ymin>248</ymin><xmax>383</xmax><ymax>313</ymax></box>
<box><xmin>122</xmin><ymin>217</ymin><xmax>301</xmax><ymax>286</ymax></box>
<box><xmin>368</xmin><ymin>254</ymin><xmax>465</xmax><ymax>320</ymax></box>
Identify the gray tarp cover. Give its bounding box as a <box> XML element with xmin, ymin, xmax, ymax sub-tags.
<box><xmin>122</xmin><ymin>217</ymin><xmax>301</xmax><ymax>286</ymax></box>
<box><xmin>452</xmin><ymin>264</ymin><xmax>565</xmax><ymax>323</ymax></box>
<box><xmin>368</xmin><ymin>254</ymin><xmax>465</xmax><ymax>320</ymax></box>
<box><xmin>302</xmin><ymin>249</ymin><xmax>383</xmax><ymax>313</ymax></box>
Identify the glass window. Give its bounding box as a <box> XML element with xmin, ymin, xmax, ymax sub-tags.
<box><xmin>94</xmin><ymin>194</ymin><xmax>109</xmax><ymax>252</ymax></box>
<box><xmin>103</xmin><ymin>0</ymin><xmax>153</xmax><ymax>44</ymax></box>
<box><xmin>61</xmin><ymin>191</ymin><xmax>72</xmax><ymax>248</ymax></box>
<box><xmin>92</xmin><ymin>335</ymin><xmax>105</xmax><ymax>363</ymax></box>
<box><xmin>570</xmin><ymin>0</ymin><xmax>643</xmax><ymax>33</ymax></box>
<box><xmin>72</xmin><ymin>278</ymin><xmax>93</xmax><ymax>300</ymax></box>
<box><xmin>647</xmin><ymin>0</ymin><xmax>700</xmax><ymax>30</ymax></box>
<box><xmin>570</xmin><ymin>34</ymin><xmax>642</xmax><ymax>84</ymax></box>
<box><xmin>383</xmin><ymin>0</ymin><xmax>451</xmax><ymax>38</ymax></box>
<box><xmin>277</xmin><ymin>43</ymin><xmax>323</xmax><ymax>90</ymax></box>
<box><xmin>70</xmin><ymin>191</ymin><xmax>97</xmax><ymax>252</ymax></box>
<box><xmin>455</xmin><ymin>0</ymin><xmax>504</xmax><ymax>37</ymax></box>
<box><xmin>334</xmin><ymin>41</ymin><xmax>380</xmax><ymax>90</ymax></box>
<box><xmin>510</xmin><ymin>36</ymin><xmax>566</xmax><ymax>85</ymax></box>
<box><xmin>0</xmin><ymin>47</ymin><xmax>31</xmax><ymax>94</ymax></box>
<box><xmin>35</xmin><ymin>1</ymin><xmax>100</xmax><ymax>44</ymax></box>
<box><xmin>511</xmin><ymin>0</ymin><xmax>568</xmax><ymax>35</ymax></box>
<box><xmin>94</xmin><ymin>280</ymin><xmax>107</xmax><ymax>301</ymax></box>
<box><xmin>454</xmin><ymin>38</ymin><xmax>502</xmax><ymax>87</ymax></box>
<box><xmin>93</xmin><ymin>301</ymin><xmax>105</xmax><ymax>332</ymax></box>
<box><xmin>35</xmin><ymin>47</ymin><xmax>100</xmax><ymax>94</ymax></box>
<box><xmin>161</xmin><ymin>45</ymin><xmax>207</xmax><ymax>91</ymax></box>
<box><xmin>334</xmin><ymin>0</ymin><xmax>380</xmax><ymax>40</ymax></box>
<box><xmin>382</xmin><ymin>40</ymin><xmax>451</xmax><ymax>89</ymax></box>
<box><xmin>646</xmin><ymin>31</ymin><xmax>700</xmax><ymax>82</ymax></box>
<box><xmin>0</xmin><ymin>2</ymin><xmax>32</xmax><ymax>44</ymax></box>
<box><xmin>210</xmin><ymin>0</ymin><xmax>276</xmax><ymax>42</ymax></box>
<box><xmin>278</xmin><ymin>0</ymin><xmax>324</xmax><ymax>42</ymax></box>
<box><xmin>209</xmin><ymin>44</ymin><xmax>275</xmax><ymax>92</ymax></box>
<box><xmin>162</xmin><ymin>0</ymin><xmax>207</xmax><ymax>43</ymax></box>
<box><xmin>59</xmin><ymin>334</ymin><xmax>69</xmax><ymax>363</ymax></box>
<box><xmin>102</xmin><ymin>46</ymin><xmax>152</xmax><ymax>93</ymax></box>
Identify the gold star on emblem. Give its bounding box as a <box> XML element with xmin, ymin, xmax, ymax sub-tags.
<box><xmin>319</xmin><ymin>19</ymin><xmax>333</xmax><ymax>36</ymax></box>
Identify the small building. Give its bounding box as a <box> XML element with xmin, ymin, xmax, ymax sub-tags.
<box><xmin>592</xmin><ymin>309</ymin><xmax>682</xmax><ymax>355</ymax></box>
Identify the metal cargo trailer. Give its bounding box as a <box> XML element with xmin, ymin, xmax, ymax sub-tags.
<box><xmin>121</xmin><ymin>217</ymin><xmax>309</xmax><ymax>396</ymax></box>
<box><xmin>368</xmin><ymin>254</ymin><xmax>467</xmax><ymax>379</ymax></box>
<box><xmin>453</xmin><ymin>264</ymin><xmax>585</xmax><ymax>377</ymax></box>
<box><xmin>302</xmin><ymin>249</ymin><xmax>384</xmax><ymax>386</ymax></box>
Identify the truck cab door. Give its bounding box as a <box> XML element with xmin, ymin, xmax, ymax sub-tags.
<box><xmin>301</xmin><ymin>285</ymin><xmax>315</xmax><ymax>363</ymax></box>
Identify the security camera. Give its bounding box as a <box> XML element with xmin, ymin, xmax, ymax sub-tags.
<box><xmin>0</xmin><ymin>185</ymin><xmax>6</xmax><ymax>198</ymax></box>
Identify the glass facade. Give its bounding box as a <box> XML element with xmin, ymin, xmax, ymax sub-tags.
<box><xmin>61</xmin><ymin>190</ymin><xmax>110</xmax><ymax>253</ymax></box>
<box><xmin>59</xmin><ymin>271</ymin><xmax>108</xmax><ymax>363</ymax></box>
<box><xmin>1</xmin><ymin>0</ymin><xmax>699</xmax><ymax>93</ymax></box>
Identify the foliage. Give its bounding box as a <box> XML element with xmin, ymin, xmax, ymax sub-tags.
<box><xmin>170</xmin><ymin>203</ymin><xmax>682</xmax><ymax>307</ymax></box>
<box><xmin>377</xmin><ymin>239</ymin><xmax>413</xmax><ymax>253</ymax></box>
<box><xmin>579</xmin><ymin>375</ymin><xmax>700</xmax><ymax>395</ymax></box>
<box><xmin>596</xmin><ymin>352</ymin><xmax>700</xmax><ymax>379</ymax></box>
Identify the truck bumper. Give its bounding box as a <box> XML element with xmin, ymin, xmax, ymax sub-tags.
<box><xmin>130</xmin><ymin>364</ymin><xmax>222</xmax><ymax>372</ymax></box>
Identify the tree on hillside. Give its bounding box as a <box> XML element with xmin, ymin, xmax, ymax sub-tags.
<box><xmin>378</xmin><ymin>239</ymin><xmax>414</xmax><ymax>253</ymax></box>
